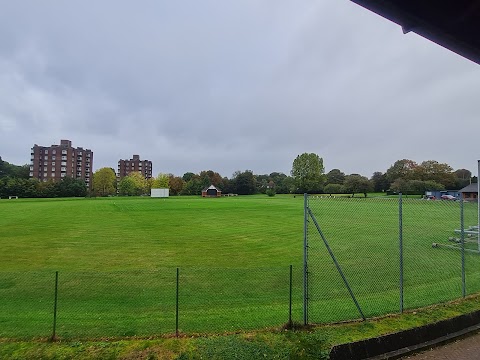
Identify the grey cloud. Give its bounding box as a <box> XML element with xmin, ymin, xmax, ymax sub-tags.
<box><xmin>0</xmin><ymin>1</ymin><xmax>479</xmax><ymax>178</ymax></box>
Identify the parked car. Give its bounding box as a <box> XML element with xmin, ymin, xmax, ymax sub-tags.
<box><xmin>440</xmin><ymin>194</ymin><xmax>457</xmax><ymax>200</ymax></box>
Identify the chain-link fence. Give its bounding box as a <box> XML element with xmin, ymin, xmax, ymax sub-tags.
<box><xmin>305</xmin><ymin>194</ymin><xmax>479</xmax><ymax>325</ymax></box>
<box><xmin>2</xmin><ymin>194</ymin><xmax>478</xmax><ymax>339</ymax></box>
<box><xmin>0</xmin><ymin>266</ymin><xmax>303</xmax><ymax>339</ymax></box>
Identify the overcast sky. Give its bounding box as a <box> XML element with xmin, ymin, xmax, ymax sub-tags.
<box><xmin>0</xmin><ymin>1</ymin><xmax>478</xmax><ymax>179</ymax></box>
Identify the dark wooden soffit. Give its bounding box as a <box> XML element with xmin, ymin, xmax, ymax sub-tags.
<box><xmin>350</xmin><ymin>0</ymin><xmax>480</xmax><ymax>65</ymax></box>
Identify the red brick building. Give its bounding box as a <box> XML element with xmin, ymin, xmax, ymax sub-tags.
<box><xmin>30</xmin><ymin>139</ymin><xmax>93</xmax><ymax>189</ymax></box>
<box><xmin>117</xmin><ymin>155</ymin><xmax>152</xmax><ymax>180</ymax></box>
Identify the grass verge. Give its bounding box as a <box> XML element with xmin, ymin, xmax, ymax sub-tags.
<box><xmin>2</xmin><ymin>294</ymin><xmax>480</xmax><ymax>359</ymax></box>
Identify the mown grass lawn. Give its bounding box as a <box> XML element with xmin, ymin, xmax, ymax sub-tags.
<box><xmin>0</xmin><ymin>195</ymin><xmax>478</xmax><ymax>340</ymax></box>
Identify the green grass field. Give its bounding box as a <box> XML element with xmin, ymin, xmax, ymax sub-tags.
<box><xmin>0</xmin><ymin>195</ymin><xmax>478</xmax><ymax>340</ymax></box>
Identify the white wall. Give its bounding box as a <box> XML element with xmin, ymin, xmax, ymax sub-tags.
<box><xmin>151</xmin><ymin>188</ymin><xmax>169</xmax><ymax>198</ymax></box>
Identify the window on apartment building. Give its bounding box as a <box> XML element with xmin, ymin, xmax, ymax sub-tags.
<box><xmin>51</xmin><ymin>173</ymin><xmax>55</xmax><ymax>177</ymax></box>
<box><xmin>52</xmin><ymin>162</ymin><xmax>56</xmax><ymax>166</ymax></box>
<box><xmin>52</xmin><ymin>150</ymin><xmax>56</xmax><ymax>154</ymax></box>
<box><xmin>62</xmin><ymin>156</ymin><xmax>67</xmax><ymax>160</ymax></box>
<box><xmin>61</xmin><ymin>167</ymin><xmax>66</xmax><ymax>172</ymax></box>
<box><xmin>62</xmin><ymin>150</ymin><xmax>67</xmax><ymax>155</ymax></box>
<box><xmin>29</xmin><ymin>172</ymin><xmax>33</xmax><ymax>177</ymax></box>
<box><xmin>61</xmin><ymin>161</ymin><xmax>67</xmax><ymax>166</ymax></box>
<box><xmin>44</xmin><ymin>161</ymin><xmax>48</xmax><ymax>166</ymax></box>
<box><xmin>61</xmin><ymin>173</ymin><xmax>66</xmax><ymax>178</ymax></box>
<box><xmin>45</xmin><ymin>150</ymin><xmax>48</xmax><ymax>154</ymax></box>
<box><xmin>52</xmin><ymin>156</ymin><xmax>56</xmax><ymax>160</ymax></box>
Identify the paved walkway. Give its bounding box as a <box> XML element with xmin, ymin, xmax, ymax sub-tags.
<box><xmin>401</xmin><ymin>331</ymin><xmax>480</xmax><ymax>359</ymax></box>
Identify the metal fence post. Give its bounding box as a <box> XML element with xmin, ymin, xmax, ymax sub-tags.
<box><xmin>399</xmin><ymin>193</ymin><xmax>404</xmax><ymax>313</ymax></box>
<box><xmin>303</xmin><ymin>193</ymin><xmax>309</xmax><ymax>326</ymax></box>
<box><xmin>461</xmin><ymin>199</ymin><xmax>466</xmax><ymax>298</ymax></box>
<box><xmin>289</xmin><ymin>264</ymin><xmax>293</xmax><ymax>326</ymax></box>
<box><xmin>175</xmin><ymin>267</ymin><xmax>179</xmax><ymax>337</ymax></box>
<box><xmin>51</xmin><ymin>271</ymin><xmax>59</xmax><ymax>341</ymax></box>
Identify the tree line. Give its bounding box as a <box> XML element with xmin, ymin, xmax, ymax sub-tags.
<box><xmin>0</xmin><ymin>156</ymin><xmax>87</xmax><ymax>198</ymax></box>
<box><xmin>1</xmin><ymin>154</ymin><xmax>477</xmax><ymax>198</ymax></box>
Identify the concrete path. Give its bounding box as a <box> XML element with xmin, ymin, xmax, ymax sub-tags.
<box><xmin>401</xmin><ymin>330</ymin><xmax>480</xmax><ymax>359</ymax></box>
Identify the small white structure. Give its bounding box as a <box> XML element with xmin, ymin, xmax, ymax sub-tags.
<box><xmin>151</xmin><ymin>188</ymin><xmax>169</xmax><ymax>198</ymax></box>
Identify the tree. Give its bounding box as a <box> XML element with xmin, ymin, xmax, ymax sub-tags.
<box><xmin>324</xmin><ymin>183</ymin><xmax>343</xmax><ymax>195</ymax></box>
<box><xmin>0</xmin><ymin>156</ymin><xmax>5</xmax><ymax>178</ymax></box>
<box><xmin>455</xmin><ymin>168</ymin><xmax>472</xmax><ymax>181</ymax></box>
<box><xmin>118</xmin><ymin>172</ymin><xmax>147</xmax><ymax>196</ymax></box>
<box><xmin>343</xmin><ymin>174</ymin><xmax>373</xmax><ymax>197</ymax></box>
<box><xmin>454</xmin><ymin>169</ymin><xmax>472</xmax><ymax>190</ymax></box>
<box><xmin>370</xmin><ymin>172</ymin><xmax>389</xmax><ymax>192</ymax></box>
<box><xmin>57</xmin><ymin>176</ymin><xmax>87</xmax><ymax>197</ymax></box>
<box><xmin>291</xmin><ymin>153</ymin><xmax>325</xmax><ymax>193</ymax></box>
<box><xmin>386</xmin><ymin>159</ymin><xmax>418</xmax><ymax>183</ymax></box>
<box><xmin>233</xmin><ymin>170</ymin><xmax>256</xmax><ymax>195</ymax></box>
<box><xmin>326</xmin><ymin>169</ymin><xmax>345</xmax><ymax>185</ymax></box>
<box><xmin>416</xmin><ymin>160</ymin><xmax>456</xmax><ymax>188</ymax></box>
<box><xmin>0</xmin><ymin>157</ymin><xmax>29</xmax><ymax>179</ymax></box>
<box><xmin>199</xmin><ymin>170</ymin><xmax>224</xmax><ymax>188</ymax></box>
<box><xmin>93</xmin><ymin>168</ymin><xmax>117</xmax><ymax>196</ymax></box>
<box><xmin>151</xmin><ymin>173</ymin><xmax>169</xmax><ymax>188</ymax></box>
<box><xmin>169</xmin><ymin>175</ymin><xmax>185</xmax><ymax>195</ymax></box>
<box><xmin>181</xmin><ymin>175</ymin><xmax>203</xmax><ymax>195</ymax></box>
<box><xmin>182</xmin><ymin>172</ymin><xmax>196</xmax><ymax>182</ymax></box>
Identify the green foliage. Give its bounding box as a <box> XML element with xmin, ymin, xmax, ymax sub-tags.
<box><xmin>0</xmin><ymin>176</ymin><xmax>86</xmax><ymax>198</ymax></box>
<box><xmin>385</xmin><ymin>159</ymin><xmax>461</xmax><ymax>191</ymax></box>
<box><xmin>323</xmin><ymin>183</ymin><xmax>343</xmax><ymax>195</ymax></box>
<box><xmin>56</xmin><ymin>177</ymin><xmax>87</xmax><ymax>197</ymax></box>
<box><xmin>169</xmin><ymin>175</ymin><xmax>185</xmax><ymax>195</ymax></box>
<box><xmin>182</xmin><ymin>172</ymin><xmax>196</xmax><ymax>182</ymax></box>
<box><xmin>118</xmin><ymin>172</ymin><xmax>148</xmax><ymax>196</ymax></box>
<box><xmin>390</xmin><ymin>179</ymin><xmax>445</xmax><ymax>194</ymax></box>
<box><xmin>93</xmin><ymin>167</ymin><xmax>117</xmax><ymax>196</ymax></box>
<box><xmin>266</xmin><ymin>187</ymin><xmax>276</xmax><ymax>197</ymax></box>
<box><xmin>326</xmin><ymin>168</ymin><xmax>345</xmax><ymax>185</ymax></box>
<box><xmin>386</xmin><ymin>159</ymin><xmax>418</xmax><ymax>183</ymax></box>
<box><xmin>0</xmin><ymin>156</ymin><xmax>29</xmax><ymax>179</ymax></box>
<box><xmin>370</xmin><ymin>171</ymin><xmax>389</xmax><ymax>192</ymax></box>
<box><xmin>233</xmin><ymin>170</ymin><xmax>256</xmax><ymax>195</ymax></box>
<box><xmin>181</xmin><ymin>175</ymin><xmax>203</xmax><ymax>195</ymax></box>
<box><xmin>342</xmin><ymin>174</ymin><xmax>372</xmax><ymax>196</ymax></box>
<box><xmin>151</xmin><ymin>173</ymin><xmax>169</xmax><ymax>188</ymax></box>
<box><xmin>291</xmin><ymin>153</ymin><xmax>325</xmax><ymax>193</ymax></box>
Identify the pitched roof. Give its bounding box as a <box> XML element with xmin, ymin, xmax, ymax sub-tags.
<box><xmin>202</xmin><ymin>184</ymin><xmax>221</xmax><ymax>192</ymax></box>
<box><xmin>459</xmin><ymin>183</ymin><xmax>479</xmax><ymax>193</ymax></box>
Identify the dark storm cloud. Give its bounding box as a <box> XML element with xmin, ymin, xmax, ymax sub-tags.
<box><xmin>0</xmin><ymin>1</ymin><xmax>479</xmax><ymax>178</ymax></box>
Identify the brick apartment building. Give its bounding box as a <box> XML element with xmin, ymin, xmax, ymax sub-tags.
<box><xmin>117</xmin><ymin>155</ymin><xmax>153</xmax><ymax>180</ymax></box>
<box><xmin>30</xmin><ymin>139</ymin><xmax>93</xmax><ymax>189</ymax></box>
